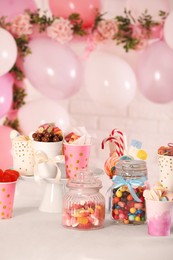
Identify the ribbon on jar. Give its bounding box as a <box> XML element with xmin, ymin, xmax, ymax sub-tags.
<box><xmin>110</xmin><ymin>175</ymin><xmax>147</xmax><ymax>202</ymax></box>
<box><xmin>34</xmin><ymin>151</ymin><xmax>65</xmax><ymax>183</ymax></box>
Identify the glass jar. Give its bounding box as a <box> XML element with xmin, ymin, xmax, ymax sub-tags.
<box><xmin>111</xmin><ymin>160</ymin><xmax>147</xmax><ymax>224</ymax></box>
<box><xmin>62</xmin><ymin>170</ymin><xmax>105</xmax><ymax>230</ymax></box>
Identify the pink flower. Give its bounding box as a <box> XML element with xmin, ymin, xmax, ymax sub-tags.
<box><xmin>47</xmin><ymin>18</ymin><xmax>73</xmax><ymax>44</ymax></box>
<box><xmin>131</xmin><ymin>24</ymin><xmax>147</xmax><ymax>39</ymax></box>
<box><xmin>92</xmin><ymin>30</ymin><xmax>105</xmax><ymax>43</ymax></box>
<box><xmin>131</xmin><ymin>24</ymin><xmax>148</xmax><ymax>50</ymax></box>
<box><xmin>10</xmin><ymin>14</ymin><xmax>33</xmax><ymax>37</ymax></box>
<box><xmin>97</xmin><ymin>20</ymin><xmax>118</xmax><ymax>40</ymax></box>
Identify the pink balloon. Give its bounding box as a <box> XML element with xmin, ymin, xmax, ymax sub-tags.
<box><xmin>49</xmin><ymin>0</ymin><xmax>101</xmax><ymax>28</ymax></box>
<box><xmin>126</xmin><ymin>0</ymin><xmax>170</xmax><ymax>20</ymax></box>
<box><xmin>18</xmin><ymin>98</ymin><xmax>70</xmax><ymax>134</ymax></box>
<box><xmin>137</xmin><ymin>41</ymin><xmax>173</xmax><ymax>103</ymax></box>
<box><xmin>23</xmin><ymin>37</ymin><xmax>83</xmax><ymax>100</ymax></box>
<box><xmin>0</xmin><ymin>126</ymin><xmax>13</xmax><ymax>170</ymax></box>
<box><xmin>0</xmin><ymin>73</ymin><xmax>14</xmax><ymax>119</ymax></box>
<box><xmin>0</xmin><ymin>0</ymin><xmax>37</xmax><ymax>21</ymax></box>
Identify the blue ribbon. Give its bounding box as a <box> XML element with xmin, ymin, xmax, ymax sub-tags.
<box><xmin>110</xmin><ymin>175</ymin><xmax>147</xmax><ymax>202</ymax></box>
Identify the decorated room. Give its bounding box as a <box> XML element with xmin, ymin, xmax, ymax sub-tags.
<box><xmin>0</xmin><ymin>0</ymin><xmax>173</xmax><ymax>259</ymax></box>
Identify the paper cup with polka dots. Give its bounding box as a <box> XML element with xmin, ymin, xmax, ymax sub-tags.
<box><xmin>158</xmin><ymin>154</ymin><xmax>173</xmax><ymax>191</ymax></box>
<box><xmin>12</xmin><ymin>139</ymin><xmax>35</xmax><ymax>176</ymax></box>
<box><xmin>0</xmin><ymin>181</ymin><xmax>17</xmax><ymax>219</ymax></box>
<box><xmin>63</xmin><ymin>143</ymin><xmax>91</xmax><ymax>178</ymax></box>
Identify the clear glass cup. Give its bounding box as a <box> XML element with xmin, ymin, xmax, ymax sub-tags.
<box><xmin>62</xmin><ymin>170</ymin><xmax>105</xmax><ymax>230</ymax></box>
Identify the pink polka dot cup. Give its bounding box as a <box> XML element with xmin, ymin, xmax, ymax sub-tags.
<box><xmin>0</xmin><ymin>181</ymin><xmax>17</xmax><ymax>219</ymax></box>
<box><xmin>63</xmin><ymin>143</ymin><xmax>91</xmax><ymax>179</ymax></box>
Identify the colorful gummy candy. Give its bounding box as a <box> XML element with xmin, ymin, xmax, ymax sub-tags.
<box><xmin>62</xmin><ymin>201</ymin><xmax>105</xmax><ymax>230</ymax></box>
<box><xmin>111</xmin><ymin>185</ymin><xmax>146</xmax><ymax>224</ymax></box>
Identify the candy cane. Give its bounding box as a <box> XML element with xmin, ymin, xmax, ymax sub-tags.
<box><xmin>110</xmin><ymin>128</ymin><xmax>125</xmax><ymax>156</ymax></box>
<box><xmin>102</xmin><ymin>129</ymin><xmax>125</xmax><ymax>157</ymax></box>
<box><xmin>101</xmin><ymin>136</ymin><xmax>121</xmax><ymax>157</ymax></box>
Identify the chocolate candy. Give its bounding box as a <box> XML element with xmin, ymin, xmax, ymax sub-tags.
<box><xmin>111</xmin><ymin>185</ymin><xmax>146</xmax><ymax>224</ymax></box>
<box><xmin>32</xmin><ymin>123</ymin><xmax>63</xmax><ymax>142</ymax></box>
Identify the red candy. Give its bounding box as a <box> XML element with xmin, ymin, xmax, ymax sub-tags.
<box><xmin>0</xmin><ymin>169</ymin><xmax>20</xmax><ymax>182</ymax></box>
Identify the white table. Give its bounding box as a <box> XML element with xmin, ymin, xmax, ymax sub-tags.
<box><xmin>0</xmin><ymin>181</ymin><xmax>173</xmax><ymax>260</ymax></box>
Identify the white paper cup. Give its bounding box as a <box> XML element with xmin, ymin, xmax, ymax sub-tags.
<box><xmin>12</xmin><ymin>139</ymin><xmax>34</xmax><ymax>176</ymax></box>
<box><xmin>158</xmin><ymin>154</ymin><xmax>173</xmax><ymax>191</ymax></box>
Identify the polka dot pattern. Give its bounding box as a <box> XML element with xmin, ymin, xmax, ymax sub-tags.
<box><xmin>12</xmin><ymin>140</ymin><xmax>35</xmax><ymax>176</ymax></box>
<box><xmin>0</xmin><ymin>183</ymin><xmax>16</xmax><ymax>219</ymax></box>
<box><xmin>63</xmin><ymin>144</ymin><xmax>91</xmax><ymax>178</ymax></box>
<box><xmin>158</xmin><ymin>155</ymin><xmax>173</xmax><ymax>191</ymax></box>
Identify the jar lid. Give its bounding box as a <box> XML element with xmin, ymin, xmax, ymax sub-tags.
<box><xmin>115</xmin><ymin>160</ymin><xmax>147</xmax><ymax>177</ymax></box>
<box><xmin>67</xmin><ymin>170</ymin><xmax>102</xmax><ymax>189</ymax></box>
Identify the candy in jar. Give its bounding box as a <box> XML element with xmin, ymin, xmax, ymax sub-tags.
<box><xmin>62</xmin><ymin>170</ymin><xmax>105</xmax><ymax>230</ymax></box>
<box><xmin>111</xmin><ymin>160</ymin><xmax>148</xmax><ymax>224</ymax></box>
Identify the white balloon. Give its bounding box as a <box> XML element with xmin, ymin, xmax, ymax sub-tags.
<box><xmin>18</xmin><ymin>98</ymin><xmax>70</xmax><ymax>134</ymax></box>
<box><xmin>164</xmin><ymin>11</ymin><xmax>173</xmax><ymax>50</ymax></box>
<box><xmin>0</xmin><ymin>28</ymin><xmax>17</xmax><ymax>76</ymax></box>
<box><xmin>85</xmin><ymin>51</ymin><xmax>137</xmax><ymax>108</ymax></box>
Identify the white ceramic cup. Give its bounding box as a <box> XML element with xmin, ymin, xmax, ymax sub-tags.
<box><xmin>33</xmin><ymin>141</ymin><xmax>63</xmax><ymax>179</ymax></box>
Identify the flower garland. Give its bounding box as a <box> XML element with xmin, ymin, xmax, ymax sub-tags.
<box><xmin>0</xmin><ymin>8</ymin><xmax>168</xmax><ymax>132</ymax></box>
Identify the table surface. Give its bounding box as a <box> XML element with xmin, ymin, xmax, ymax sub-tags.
<box><xmin>0</xmin><ymin>181</ymin><xmax>173</xmax><ymax>260</ymax></box>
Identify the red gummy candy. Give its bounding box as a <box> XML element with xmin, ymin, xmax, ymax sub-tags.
<box><xmin>4</xmin><ymin>169</ymin><xmax>19</xmax><ymax>181</ymax></box>
<box><xmin>2</xmin><ymin>174</ymin><xmax>12</xmax><ymax>182</ymax></box>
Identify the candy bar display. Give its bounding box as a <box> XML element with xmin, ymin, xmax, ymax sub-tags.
<box><xmin>32</xmin><ymin>123</ymin><xmax>63</xmax><ymax>142</ymax></box>
<box><xmin>111</xmin><ymin>160</ymin><xmax>147</xmax><ymax>224</ymax></box>
<box><xmin>62</xmin><ymin>170</ymin><xmax>105</xmax><ymax>230</ymax></box>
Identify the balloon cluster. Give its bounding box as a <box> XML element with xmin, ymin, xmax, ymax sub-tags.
<box><xmin>1</xmin><ymin>1</ymin><xmax>173</xmax><ymax>172</ymax></box>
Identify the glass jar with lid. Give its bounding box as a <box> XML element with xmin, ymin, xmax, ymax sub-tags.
<box><xmin>62</xmin><ymin>170</ymin><xmax>105</xmax><ymax>230</ymax></box>
<box><xmin>111</xmin><ymin>160</ymin><xmax>148</xmax><ymax>224</ymax></box>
